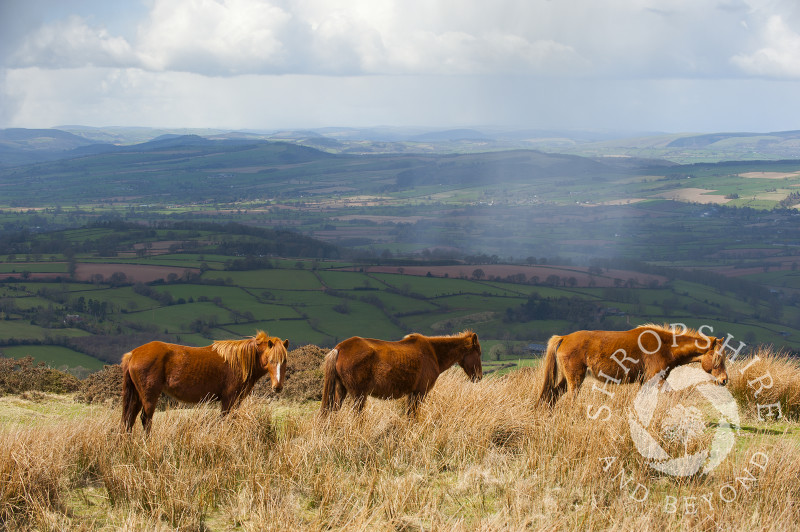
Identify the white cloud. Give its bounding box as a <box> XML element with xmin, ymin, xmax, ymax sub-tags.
<box><xmin>9</xmin><ymin>0</ymin><xmax>798</xmax><ymax>80</ymax></box>
<box><xmin>4</xmin><ymin>0</ymin><xmax>800</xmax><ymax>131</ymax></box>
<box><xmin>5</xmin><ymin>0</ymin><xmax>588</xmax><ymax>77</ymax></box>
<box><xmin>9</xmin><ymin>15</ymin><xmax>136</xmax><ymax>69</ymax></box>
<box><xmin>136</xmin><ymin>0</ymin><xmax>295</xmax><ymax>74</ymax></box>
<box><xmin>731</xmin><ymin>15</ymin><xmax>800</xmax><ymax>78</ymax></box>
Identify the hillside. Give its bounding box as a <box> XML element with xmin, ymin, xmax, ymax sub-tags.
<box><xmin>2</xmin><ymin>128</ymin><xmax>800</xmax><ymax>213</ymax></box>
<box><xmin>0</xmin><ymin>134</ymin><xmax>662</xmax><ymax>206</ymax></box>
<box><xmin>0</xmin><ymin>128</ymin><xmax>100</xmax><ymax>167</ymax></box>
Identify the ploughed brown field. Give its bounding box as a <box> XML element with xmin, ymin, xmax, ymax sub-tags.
<box><xmin>74</xmin><ymin>263</ymin><xmax>201</xmax><ymax>283</ymax></box>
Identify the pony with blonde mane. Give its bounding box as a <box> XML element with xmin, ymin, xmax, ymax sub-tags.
<box><xmin>538</xmin><ymin>323</ymin><xmax>728</xmax><ymax>406</ymax></box>
<box><xmin>122</xmin><ymin>331</ymin><xmax>288</xmax><ymax>433</ymax></box>
<box><xmin>321</xmin><ymin>330</ymin><xmax>482</xmax><ymax>416</ymax></box>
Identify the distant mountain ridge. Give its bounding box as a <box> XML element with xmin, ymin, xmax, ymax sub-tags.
<box><xmin>0</xmin><ymin>128</ymin><xmax>99</xmax><ymax>167</ymax></box>
<box><xmin>666</xmin><ymin>130</ymin><xmax>800</xmax><ymax>148</ymax></box>
<box><xmin>4</xmin><ymin>126</ymin><xmax>800</xmax><ymax>168</ymax></box>
<box><xmin>0</xmin><ymin>133</ymin><xmax>663</xmax><ymax>206</ymax></box>
<box><xmin>0</xmin><ymin>128</ymin><xmax>92</xmax><ymax>145</ymax></box>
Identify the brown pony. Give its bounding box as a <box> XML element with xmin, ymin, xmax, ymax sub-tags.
<box><xmin>321</xmin><ymin>330</ymin><xmax>482</xmax><ymax>415</ymax></box>
<box><xmin>538</xmin><ymin>324</ymin><xmax>728</xmax><ymax>406</ymax></box>
<box><xmin>122</xmin><ymin>331</ymin><xmax>288</xmax><ymax>433</ymax></box>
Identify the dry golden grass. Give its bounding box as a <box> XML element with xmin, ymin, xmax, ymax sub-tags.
<box><xmin>728</xmin><ymin>347</ymin><xmax>800</xmax><ymax>420</ymax></box>
<box><xmin>1</xmin><ymin>351</ymin><xmax>799</xmax><ymax>531</ymax></box>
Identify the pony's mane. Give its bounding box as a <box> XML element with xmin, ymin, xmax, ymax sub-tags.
<box><xmin>403</xmin><ymin>329</ymin><xmax>475</xmax><ymax>341</ymax></box>
<box><xmin>636</xmin><ymin>323</ymin><xmax>703</xmax><ymax>338</ymax></box>
<box><xmin>637</xmin><ymin>323</ymin><xmax>724</xmax><ymax>365</ymax></box>
<box><xmin>212</xmin><ymin>330</ymin><xmax>286</xmax><ymax>381</ymax></box>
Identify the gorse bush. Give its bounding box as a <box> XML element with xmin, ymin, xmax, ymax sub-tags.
<box><xmin>0</xmin><ymin>356</ymin><xmax>81</xmax><ymax>395</ymax></box>
<box><xmin>73</xmin><ymin>363</ymin><xmax>123</xmax><ymax>405</ymax></box>
<box><xmin>0</xmin><ymin>349</ymin><xmax>799</xmax><ymax>530</ymax></box>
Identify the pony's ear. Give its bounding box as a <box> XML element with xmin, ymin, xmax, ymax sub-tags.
<box><xmin>471</xmin><ymin>332</ymin><xmax>479</xmax><ymax>346</ymax></box>
<box><xmin>267</xmin><ymin>339</ymin><xmax>275</xmax><ymax>349</ymax></box>
<box><xmin>283</xmin><ymin>339</ymin><xmax>289</xmax><ymax>349</ymax></box>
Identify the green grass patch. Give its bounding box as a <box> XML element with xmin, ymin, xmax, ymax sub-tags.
<box><xmin>342</xmin><ymin>289</ymin><xmax>439</xmax><ymax>314</ymax></box>
<box><xmin>224</xmin><ymin>321</ymin><xmax>333</xmax><ymax>347</ymax></box>
<box><xmin>0</xmin><ymin>321</ymin><xmax>90</xmax><ymax>341</ymax></box>
<box><xmin>369</xmin><ymin>273</ymin><xmax>488</xmax><ymax>298</ymax></box>
<box><xmin>210</xmin><ymin>269</ymin><xmax>322</xmax><ymax>290</ymax></box>
<box><xmin>124</xmin><ymin>302</ymin><xmax>232</xmax><ymax>333</ymax></box>
<box><xmin>77</xmin><ymin>286</ymin><xmax>158</xmax><ymax>312</ymax></box>
<box><xmin>0</xmin><ymin>262</ymin><xmax>68</xmax><ymax>273</ymax></box>
<box><xmin>0</xmin><ymin>345</ymin><xmax>104</xmax><ymax>370</ymax></box>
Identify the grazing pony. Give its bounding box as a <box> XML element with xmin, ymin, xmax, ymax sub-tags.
<box><xmin>321</xmin><ymin>330</ymin><xmax>482</xmax><ymax>415</ymax></box>
<box><xmin>122</xmin><ymin>331</ymin><xmax>288</xmax><ymax>433</ymax></box>
<box><xmin>538</xmin><ymin>324</ymin><xmax>728</xmax><ymax>406</ymax></box>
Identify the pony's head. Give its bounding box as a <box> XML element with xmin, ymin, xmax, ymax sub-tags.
<box><xmin>458</xmin><ymin>331</ymin><xmax>483</xmax><ymax>382</ymax></box>
<box><xmin>256</xmin><ymin>332</ymin><xmax>289</xmax><ymax>392</ymax></box>
<box><xmin>701</xmin><ymin>337</ymin><xmax>728</xmax><ymax>386</ymax></box>
<box><xmin>213</xmin><ymin>330</ymin><xmax>288</xmax><ymax>391</ymax></box>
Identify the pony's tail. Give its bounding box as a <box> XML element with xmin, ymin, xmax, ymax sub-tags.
<box><xmin>121</xmin><ymin>351</ymin><xmax>141</xmax><ymax>432</ymax></box>
<box><xmin>320</xmin><ymin>348</ymin><xmax>339</xmax><ymax>414</ymax></box>
<box><xmin>537</xmin><ymin>335</ymin><xmax>563</xmax><ymax>407</ymax></box>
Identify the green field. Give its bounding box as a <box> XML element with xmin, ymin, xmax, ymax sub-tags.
<box><xmin>0</xmin><ymin>321</ymin><xmax>90</xmax><ymax>341</ymax></box>
<box><xmin>0</xmin><ymin>345</ymin><xmax>104</xmax><ymax>370</ymax></box>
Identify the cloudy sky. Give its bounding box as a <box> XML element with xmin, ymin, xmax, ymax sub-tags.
<box><xmin>1</xmin><ymin>0</ymin><xmax>800</xmax><ymax>133</ymax></box>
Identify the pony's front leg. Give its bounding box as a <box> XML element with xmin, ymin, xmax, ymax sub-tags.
<box><xmin>220</xmin><ymin>393</ymin><xmax>242</xmax><ymax>417</ymax></box>
<box><xmin>353</xmin><ymin>394</ymin><xmax>366</xmax><ymax>413</ymax></box>
<box><xmin>406</xmin><ymin>392</ymin><xmax>424</xmax><ymax>416</ymax></box>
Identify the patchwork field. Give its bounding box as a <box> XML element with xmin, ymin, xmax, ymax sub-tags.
<box><xmin>2</xmin><ymin>252</ymin><xmax>800</xmax><ymax>374</ymax></box>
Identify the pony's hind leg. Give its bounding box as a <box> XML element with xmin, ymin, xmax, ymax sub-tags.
<box><xmin>550</xmin><ymin>375</ymin><xmax>568</xmax><ymax>404</ymax></box>
<box><xmin>139</xmin><ymin>386</ymin><xmax>163</xmax><ymax>434</ymax></box>
<box><xmin>121</xmin><ymin>371</ymin><xmax>143</xmax><ymax>432</ymax></box>
<box><xmin>559</xmin><ymin>352</ymin><xmax>587</xmax><ymax>401</ymax></box>
<box><xmin>140</xmin><ymin>409</ymin><xmax>153</xmax><ymax>434</ymax></box>
<box><xmin>540</xmin><ymin>369</ymin><xmax>568</xmax><ymax>406</ymax></box>
<box><xmin>565</xmin><ymin>367</ymin><xmax>587</xmax><ymax>399</ymax></box>
<box><xmin>334</xmin><ymin>379</ymin><xmax>347</xmax><ymax>411</ymax></box>
<box><xmin>122</xmin><ymin>395</ymin><xmax>143</xmax><ymax>432</ymax></box>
